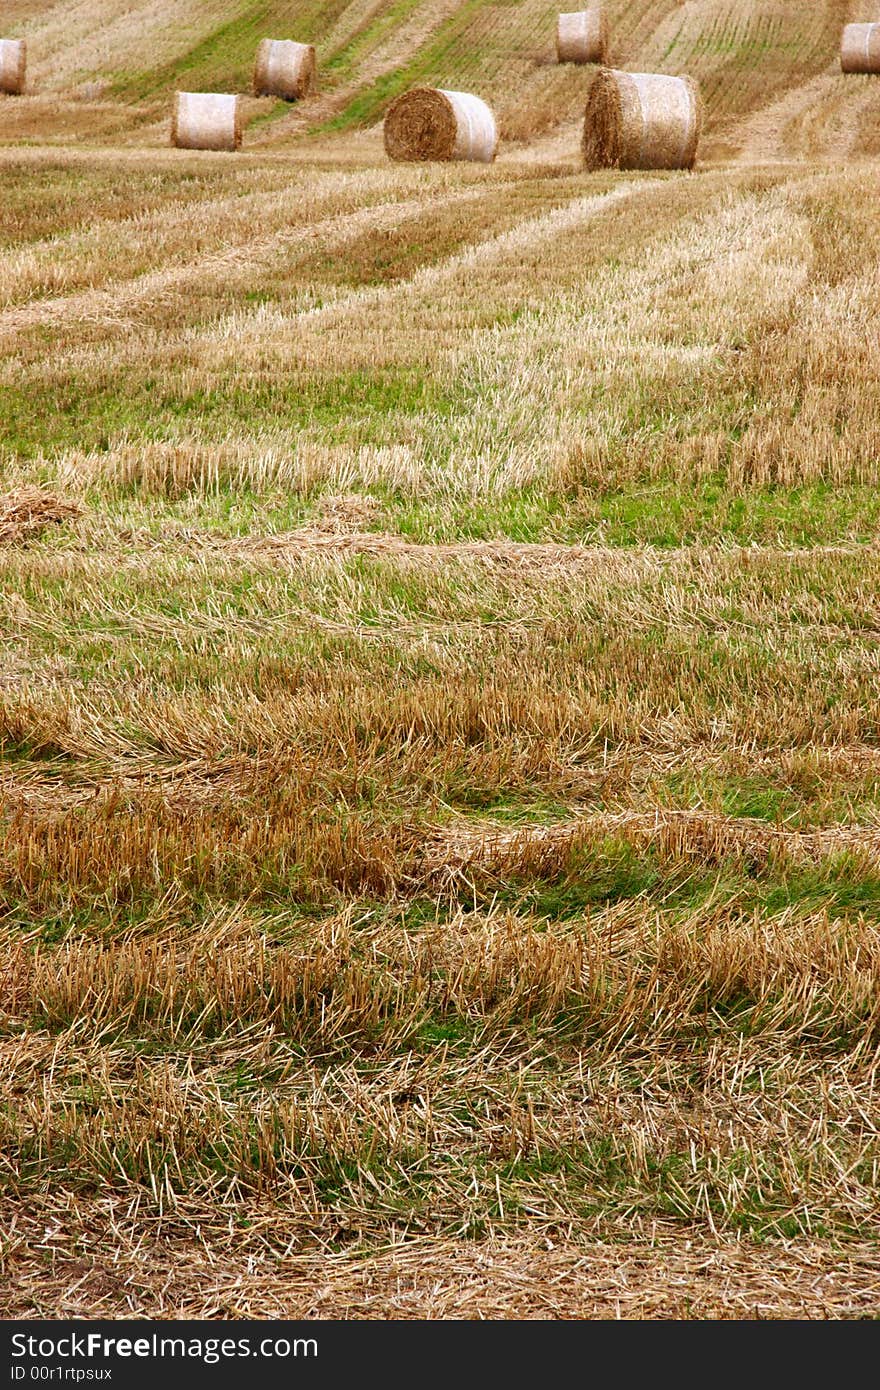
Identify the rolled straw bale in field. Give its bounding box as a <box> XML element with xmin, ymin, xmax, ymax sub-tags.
<box><xmin>384</xmin><ymin>87</ymin><xmax>497</xmax><ymax>163</ymax></box>
<box><xmin>171</xmin><ymin>92</ymin><xmax>241</xmax><ymax>151</ymax></box>
<box><xmin>582</xmin><ymin>68</ymin><xmax>701</xmax><ymax>170</ymax></box>
<box><xmin>556</xmin><ymin>8</ymin><xmax>608</xmax><ymax>65</ymax></box>
<box><xmin>0</xmin><ymin>39</ymin><xmax>26</xmax><ymax>95</ymax></box>
<box><xmin>253</xmin><ymin>39</ymin><xmax>316</xmax><ymax>99</ymax></box>
<box><xmin>841</xmin><ymin>23</ymin><xmax>880</xmax><ymax>73</ymax></box>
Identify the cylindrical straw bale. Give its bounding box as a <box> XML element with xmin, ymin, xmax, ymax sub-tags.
<box><xmin>840</xmin><ymin>23</ymin><xmax>880</xmax><ymax>73</ymax></box>
<box><xmin>556</xmin><ymin>9</ymin><xmax>608</xmax><ymax>65</ymax></box>
<box><xmin>582</xmin><ymin>68</ymin><xmax>701</xmax><ymax>170</ymax></box>
<box><xmin>0</xmin><ymin>39</ymin><xmax>26</xmax><ymax>95</ymax></box>
<box><xmin>171</xmin><ymin>92</ymin><xmax>241</xmax><ymax>151</ymax></box>
<box><xmin>253</xmin><ymin>39</ymin><xmax>316</xmax><ymax>99</ymax></box>
<box><xmin>383</xmin><ymin>86</ymin><xmax>497</xmax><ymax>163</ymax></box>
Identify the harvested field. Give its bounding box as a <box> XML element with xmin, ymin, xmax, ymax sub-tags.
<box><xmin>2</xmin><ymin>0</ymin><xmax>880</xmax><ymax>1323</ymax></box>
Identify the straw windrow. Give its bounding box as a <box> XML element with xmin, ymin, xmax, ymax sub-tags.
<box><xmin>0</xmin><ymin>487</ymin><xmax>81</xmax><ymax>544</ymax></box>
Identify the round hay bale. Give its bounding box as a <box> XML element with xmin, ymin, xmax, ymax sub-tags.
<box><xmin>253</xmin><ymin>39</ymin><xmax>316</xmax><ymax>100</ymax></box>
<box><xmin>841</xmin><ymin>23</ymin><xmax>880</xmax><ymax>74</ymax></box>
<box><xmin>556</xmin><ymin>9</ymin><xmax>608</xmax><ymax>65</ymax></box>
<box><xmin>0</xmin><ymin>38</ymin><xmax>26</xmax><ymax>95</ymax></box>
<box><xmin>383</xmin><ymin>87</ymin><xmax>497</xmax><ymax>163</ymax></box>
<box><xmin>171</xmin><ymin>92</ymin><xmax>241</xmax><ymax>152</ymax></box>
<box><xmin>582</xmin><ymin>68</ymin><xmax>702</xmax><ymax>171</ymax></box>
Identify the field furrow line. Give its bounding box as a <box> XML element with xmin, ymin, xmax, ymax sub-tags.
<box><xmin>0</xmin><ymin>181</ymin><xmax>495</xmax><ymax>337</ymax></box>
<box><xmin>421</xmin><ymin>808</ymin><xmax>880</xmax><ymax>881</ymax></box>
<box><xmin>199</xmin><ymin>527</ymin><xmax>880</xmax><ymax>569</ymax></box>
<box><xmin>198</xmin><ymin>178</ymin><xmax>655</xmax><ymax>351</ymax></box>
<box><xmin>4</xmin><ymin>1202</ymin><xmax>880</xmax><ymax>1319</ymax></box>
<box><xmin>0</xmin><ymin>164</ymin><xmax>411</xmax><ymax>305</ymax></box>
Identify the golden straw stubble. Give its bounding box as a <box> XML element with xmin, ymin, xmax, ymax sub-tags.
<box><xmin>0</xmin><ymin>38</ymin><xmax>26</xmax><ymax>95</ymax></box>
<box><xmin>384</xmin><ymin>87</ymin><xmax>498</xmax><ymax>163</ymax></box>
<box><xmin>253</xmin><ymin>39</ymin><xmax>316</xmax><ymax>100</ymax></box>
<box><xmin>582</xmin><ymin>68</ymin><xmax>701</xmax><ymax>170</ymax></box>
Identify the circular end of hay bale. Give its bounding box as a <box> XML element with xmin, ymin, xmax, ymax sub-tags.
<box><xmin>253</xmin><ymin>38</ymin><xmax>271</xmax><ymax>94</ymax></box>
<box><xmin>680</xmin><ymin>76</ymin><xmax>702</xmax><ymax>169</ymax></box>
<box><xmin>581</xmin><ymin>67</ymin><xmax>625</xmax><ymax>168</ymax></box>
<box><xmin>298</xmin><ymin>44</ymin><xmax>317</xmax><ymax>96</ymax></box>
<box><xmin>384</xmin><ymin>87</ymin><xmax>459</xmax><ymax>161</ymax></box>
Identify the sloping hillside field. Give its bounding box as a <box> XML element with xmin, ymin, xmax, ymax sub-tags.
<box><xmin>2</xmin><ymin>0</ymin><xmax>880</xmax><ymax>1318</ymax></box>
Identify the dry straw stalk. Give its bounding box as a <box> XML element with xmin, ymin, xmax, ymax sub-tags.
<box><xmin>840</xmin><ymin>23</ymin><xmax>880</xmax><ymax>74</ymax></box>
<box><xmin>171</xmin><ymin>92</ymin><xmax>242</xmax><ymax>152</ymax></box>
<box><xmin>384</xmin><ymin>87</ymin><xmax>498</xmax><ymax>163</ymax></box>
<box><xmin>253</xmin><ymin>39</ymin><xmax>316</xmax><ymax>100</ymax></box>
<box><xmin>582</xmin><ymin>68</ymin><xmax>702</xmax><ymax>170</ymax></box>
<box><xmin>556</xmin><ymin>8</ymin><xmax>608</xmax><ymax>65</ymax></box>
<box><xmin>0</xmin><ymin>38</ymin><xmax>26</xmax><ymax>95</ymax></box>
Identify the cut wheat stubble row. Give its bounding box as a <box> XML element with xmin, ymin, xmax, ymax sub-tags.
<box><xmin>583</xmin><ymin>68</ymin><xmax>702</xmax><ymax>171</ymax></box>
<box><xmin>0</xmin><ymin>38</ymin><xmax>25</xmax><ymax>95</ymax></box>
<box><xmin>419</xmin><ymin>809</ymin><xmax>880</xmax><ymax>883</ymax></box>
<box><xmin>384</xmin><ymin>87</ymin><xmax>498</xmax><ymax>164</ymax></box>
<box><xmin>0</xmin><ymin>183</ymin><xmax>496</xmax><ymax>340</ymax></box>
<box><xmin>6</xmin><ymin>749</ymin><xmax>880</xmax><ymax>834</ymax></box>
<box><xmin>220</xmin><ymin>527</ymin><xmax>609</xmax><ymax>571</ymax></box>
<box><xmin>109</xmin><ymin>524</ymin><xmax>880</xmax><ymax>581</ymax></box>
<box><xmin>4</xmin><ymin>1191</ymin><xmax>880</xmax><ymax>1319</ymax></box>
<box><xmin>841</xmin><ymin>23</ymin><xmax>880</xmax><ymax>75</ymax></box>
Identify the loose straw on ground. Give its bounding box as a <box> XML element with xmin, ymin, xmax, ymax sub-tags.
<box><xmin>171</xmin><ymin>93</ymin><xmax>241</xmax><ymax>151</ymax></box>
<box><xmin>253</xmin><ymin>39</ymin><xmax>316</xmax><ymax>100</ymax></box>
<box><xmin>556</xmin><ymin>9</ymin><xmax>608</xmax><ymax>65</ymax></box>
<box><xmin>384</xmin><ymin>87</ymin><xmax>497</xmax><ymax>163</ymax></box>
<box><xmin>0</xmin><ymin>38</ymin><xmax>26</xmax><ymax>95</ymax></box>
<box><xmin>0</xmin><ymin>488</ymin><xmax>82</xmax><ymax>545</ymax></box>
<box><xmin>841</xmin><ymin>23</ymin><xmax>880</xmax><ymax>74</ymax></box>
<box><xmin>582</xmin><ymin>68</ymin><xmax>701</xmax><ymax>170</ymax></box>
